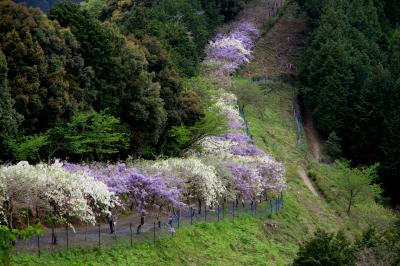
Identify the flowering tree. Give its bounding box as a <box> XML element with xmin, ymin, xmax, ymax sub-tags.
<box><xmin>139</xmin><ymin>158</ymin><xmax>226</xmax><ymax>210</ymax></box>
<box><xmin>65</xmin><ymin>162</ymin><xmax>186</xmax><ymax>232</ymax></box>
<box><xmin>0</xmin><ymin>161</ymin><xmax>118</xmax><ymax>228</ymax></box>
<box><xmin>196</xmin><ymin>89</ymin><xmax>286</xmax><ymax>202</ymax></box>
<box><xmin>203</xmin><ymin>22</ymin><xmax>260</xmax><ymax>79</ymax></box>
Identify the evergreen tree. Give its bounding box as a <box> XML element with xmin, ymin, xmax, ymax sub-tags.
<box><xmin>325</xmin><ymin>131</ymin><xmax>341</xmax><ymax>160</ymax></box>
<box><xmin>0</xmin><ymin>1</ymin><xmax>86</xmax><ymax>133</ymax></box>
<box><xmin>0</xmin><ymin>49</ymin><xmax>22</xmax><ymax>160</ymax></box>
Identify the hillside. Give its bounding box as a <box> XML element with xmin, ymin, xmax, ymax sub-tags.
<box><xmin>12</xmin><ymin>1</ymin><xmax>399</xmax><ymax>265</ymax></box>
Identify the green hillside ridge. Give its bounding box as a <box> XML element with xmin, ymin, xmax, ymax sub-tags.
<box><xmin>14</xmin><ymin>4</ymin><xmax>397</xmax><ymax>265</ymax></box>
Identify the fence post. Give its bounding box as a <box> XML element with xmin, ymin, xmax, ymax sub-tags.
<box><xmin>190</xmin><ymin>207</ymin><xmax>193</xmax><ymax>225</ymax></box>
<box><xmin>37</xmin><ymin>234</ymin><xmax>40</xmax><ymax>257</ymax></box>
<box><xmin>66</xmin><ymin>225</ymin><xmax>69</xmax><ymax>249</ymax></box>
<box><xmin>278</xmin><ymin>196</ymin><xmax>281</xmax><ymax>211</ymax></box>
<box><xmin>232</xmin><ymin>202</ymin><xmax>235</xmax><ymax>220</ymax></box>
<box><xmin>51</xmin><ymin>226</ymin><xmax>56</xmax><ymax>245</ymax></box>
<box><xmin>85</xmin><ymin>223</ymin><xmax>88</xmax><ymax>241</ymax></box>
<box><xmin>153</xmin><ymin>222</ymin><xmax>156</xmax><ymax>244</ymax></box>
<box><xmin>270</xmin><ymin>200</ymin><xmax>273</xmax><ymax>214</ymax></box>
<box><xmin>205</xmin><ymin>204</ymin><xmax>207</xmax><ymax>221</ymax></box>
<box><xmin>255</xmin><ymin>201</ymin><xmax>257</xmax><ymax>216</ymax></box>
<box><xmin>222</xmin><ymin>202</ymin><xmax>225</xmax><ymax>220</ymax></box>
<box><xmin>98</xmin><ymin>224</ymin><xmax>101</xmax><ymax>247</ymax></box>
<box><xmin>217</xmin><ymin>204</ymin><xmax>220</xmax><ymax>221</ymax></box>
<box><xmin>177</xmin><ymin>210</ymin><xmax>180</xmax><ymax>228</ymax></box>
<box><xmin>114</xmin><ymin>221</ymin><xmax>117</xmax><ymax>240</ymax></box>
<box><xmin>130</xmin><ymin>223</ymin><xmax>133</xmax><ymax>247</ymax></box>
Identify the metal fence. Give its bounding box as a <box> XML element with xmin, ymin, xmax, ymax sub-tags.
<box><xmin>15</xmin><ymin>103</ymin><xmax>285</xmax><ymax>257</ymax></box>
<box><xmin>238</xmin><ymin>102</ymin><xmax>255</xmax><ymax>144</ymax></box>
<box><xmin>291</xmin><ymin>86</ymin><xmax>302</xmax><ymax>145</ymax></box>
<box><xmin>15</xmin><ymin>194</ymin><xmax>284</xmax><ymax>256</ymax></box>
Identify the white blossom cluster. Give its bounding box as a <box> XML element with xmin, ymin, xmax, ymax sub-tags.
<box><xmin>139</xmin><ymin>158</ymin><xmax>225</xmax><ymax>207</ymax></box>
<box><xmin>197</xmin><ymin>90</ymin><xmax>287</xmax><ymax>200</ymax></box>
<box><xmin>233</xmin><ymin>156</ymin><xmax>287</xmax><ymax>192</ymax></box>
<box><xmin>208</xmin><ymin>37</ymin><xmax>252</xmax><ymax>61</ymax></box>
<box><xmin>0</xmin><ymin>160</ymin><xmax>118</xmax><ymax>225</ymax></box>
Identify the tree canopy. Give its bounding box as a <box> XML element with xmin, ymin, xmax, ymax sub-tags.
<box><xmin>297</xmin><ymin>0</ymin><xmax>400</xmax><ymax>204</ymax></box>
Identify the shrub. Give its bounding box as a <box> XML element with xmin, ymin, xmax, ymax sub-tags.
<box><xmin>292</xmin><ymin>229</ymin><xmax>356</xmax><ymax>266</ymax></box>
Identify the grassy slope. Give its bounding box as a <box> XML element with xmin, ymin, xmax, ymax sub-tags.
<box><xmin>236</xmin><ymin>0</ymin><xmax>396</xmax><ymax>242</ymax></box>
<box><xmin>14</xmin><ymin>2</ymin><xmax>397</xmax><ymax>265</ymax></box>
<box><xmin>16</xmin><ymin>216</ymin><xmax>292</xmax><ymax>266</ymax></box>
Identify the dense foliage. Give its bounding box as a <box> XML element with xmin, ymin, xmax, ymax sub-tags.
<box><xmin>0</xmin><ymin>224</ymin><xmax>41</xmax><ymax>265</ymax></box>
<box><xmin>293</xmin><ymin>226</ymin><xmax>400</xmax><ymax>266</ymax></box>
<box><xmin>297</xmin><ymin>0</ymin><xmax>400</xmax><ymax>204</ymax></box>
<box><xmin>98</xmin><ymin>0</ymin><xmax>250</xmax><ymax>77</ymax></box>
<box><xmin>0</xmin><ymin>0</ymin><xmax>211</xmax><ymax>161</ymax></box>
<box><xmin>292</xmin><ymin>229</ymin><xmax>356</xmax><ymax>266</ymax></box>
<box><xmin>0</xmin><ymin>0</ymin><xmax>256</xmax><ymax>162</ymax></box>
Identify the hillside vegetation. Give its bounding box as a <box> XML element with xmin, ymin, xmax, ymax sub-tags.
<box><xmin>0</xmin><ymin>0</ymin><xmax>250</xmax><ymax>162</ymax></box>
<box><xmin>297</xmin><ymin>0</ymin><xmax>400</xmax><ymax>205</ymax></box>
<box><xmin>12</xmin><ymin>2</ymin><xmax>399</xmax><ymax>265</ymax></box>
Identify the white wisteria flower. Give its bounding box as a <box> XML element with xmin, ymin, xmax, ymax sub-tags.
<box><xmin>0</xmin><ymin>160</ymin><xmax>118</xmax><ymax>225</ymax></box>
<box><xmin>139</xmin><ymin>157</ymin><xmax>225</xmax><ymax>208</ymax></box>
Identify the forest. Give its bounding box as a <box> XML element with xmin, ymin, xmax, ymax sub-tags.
<box><xmin>297</xmin><ymin>0</ymin><xmax>400</xmax><ymax>205</ymax></box>
<box><xmin>0</xmin><ymin>0</ymin><xmax>249</xmax><ymax>163</ymax></box>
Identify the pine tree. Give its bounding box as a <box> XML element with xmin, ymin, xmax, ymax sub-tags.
<box><xmin>0</xmin><ymin>49</ymin><xmax>22</xmax><ymax>159</ymax></box>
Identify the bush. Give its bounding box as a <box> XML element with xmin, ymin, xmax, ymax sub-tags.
<box><xmin>307</xmin><ymin>170</ymin><xmax>317</xmax><ymax>181</ymax></box>
<box><xmin>0</xmin><ymin>225</ymin><xmax>42</xmax><ymax>265</ymax></box>
<box><xmin>292</xmin><ymin>229</ymin><xmax>356</xmax><ymax>266</ymax></box>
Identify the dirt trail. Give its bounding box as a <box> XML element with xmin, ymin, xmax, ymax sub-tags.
<box><xmin>297</xmin><ymin>167</ymin><xmax>319</xmax><ymax>197</ymax></box>
<box><xmin>239</xmin><ymin>3</ymin><xmax>321</xmax><ymax>197</ymax></box>
<box><xmin>241</xmin><ymin>3</ymin><xmax>306</xmax><ymax>79</ymax></box>
<box><xmin>303</xmin><ymin>108</ymin><xmax>322</xmax><ymax>161</ymax></box>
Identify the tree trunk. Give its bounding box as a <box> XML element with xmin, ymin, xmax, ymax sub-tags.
<box><xmin>198</xmin><ymin>199</ymin><xmax>202</xmax><ymax>214</ymax></box>
<box><xmin>347</xmin><ymin>196</ymin><xmax>353</xmax><ymax>215</ymax></box>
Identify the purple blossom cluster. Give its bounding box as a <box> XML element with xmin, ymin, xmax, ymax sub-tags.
<box><xmin>227</xmin><ymin>163</ymin><xmax>259</xmax><ymax>200</ymax></box>
<box><xmin>205</xmin><ymin>22</ymin><xmax>260</xmax><ymax>74</ymax></box>
<box><xmin>227</xmin><ymin>113</ymin><xmax>245</xmax><ymax>130</ymax></box>
<box><xmin>64</xmin><ymin>162</ymin><xmax>187</xmax><ymax>214</ymax></box>
<box><xmin>203</xmin><ymin>89</ymin><xmax>286</xmax><ymax>200</ymax></box>
<box><xmin>231</xmin><ymin>143</ymin><xmax>266</xmax><ymax>156</ymax></box>
<box><xmin>219</xmin><ymin>132</ymin><xmax>266</xmax><ymax>157</ymax></box>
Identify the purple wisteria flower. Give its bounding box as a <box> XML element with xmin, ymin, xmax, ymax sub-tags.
<box><xmin>64</xmin><ymin>162</ymin><xmax>187</xmax><ymax>214</ymax></box>
<box><xmin>226</xmin><ymin>163</ymin><xmax>260</xmax><ymax>200</ymax></box>
<box><xmin>223</xmin><ymin>133</ymin><xmax>251</xmax><ymax>143</ymax></box>
<box><xmin>234</xmin><ymin>22</ymin><xmax>260</xmax><ymax>39</ymax></box>
<box><xmin>231</xmin><ymin>143</ymin><xmax>266</xmax><ymax>156</ymax></box>
<box><xmin>205</xmin><ymin>22</ymin><xmax>260</xmax><ymax>74</ymax></box>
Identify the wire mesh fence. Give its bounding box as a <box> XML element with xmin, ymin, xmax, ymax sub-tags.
<box><xmin>15</xmin><ymin>194</ymin><xmax>284</xmax><ymax>256</ymax></box>
<box><xmin>15</xmin><ymin>103</ymin><xmax>284</xmax><ymax>256</ymax></box>
<box><xmin>291</xmin><ymin>86</ymin><xmax>302</xmax><ymax>145</ymax></box>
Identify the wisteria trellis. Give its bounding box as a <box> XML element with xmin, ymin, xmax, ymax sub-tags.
<box><xmin>0</xmin><ymin>22</ymin><xmax>285</xmax><ymax>226</ymax></box>
<box><xmin>204</xmin><ymin>22</ymin><xmax>260</xmax><ymax>76</ymax></box>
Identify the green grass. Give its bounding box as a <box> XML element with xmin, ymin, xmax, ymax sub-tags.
<box><xmin>15</xmin><ymin>216</ymin><xmax>296</xmax><ymax>266</ymax></box>
<box><xmin>234</xmin><ymin>76</ymin><xmax>397</xmax><ymax>239</ymax></box>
